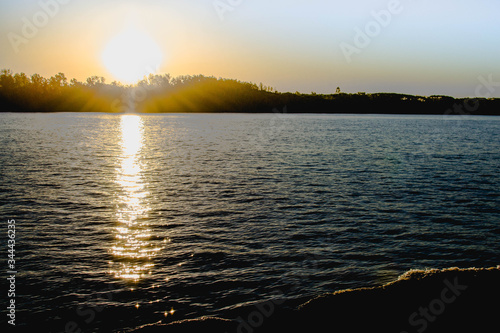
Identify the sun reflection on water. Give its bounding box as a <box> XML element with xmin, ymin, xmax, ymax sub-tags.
<box><xmin>110</xmin><ymin>115</ymin><xmax>162</xmax><ymax>282</ymax></box>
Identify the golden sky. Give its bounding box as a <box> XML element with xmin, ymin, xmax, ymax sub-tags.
<box><xmin>1</xmin><ymin>0</ymin><xmax>500</xmax><ymax>96</ymax></box>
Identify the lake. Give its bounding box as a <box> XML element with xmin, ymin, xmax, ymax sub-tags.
<box><xmin>0</xmin><ymin>112</ymin><xmax>499</xmax><ymax>332</ymax></box>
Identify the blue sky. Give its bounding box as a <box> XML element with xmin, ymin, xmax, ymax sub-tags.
<box><xmin>1</xmin><ymin>0</ymin><xmax>499</xmax><ymax>96</ymax></box>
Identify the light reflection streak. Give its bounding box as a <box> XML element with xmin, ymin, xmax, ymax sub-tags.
<box><xmin>109</xmin><ymin>115</ymin><xmax>162</xmax><ymax>282</ymax></box>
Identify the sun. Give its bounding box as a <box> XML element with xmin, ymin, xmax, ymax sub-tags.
<box><xmin>102</xmin><ymin>25</ymin><xmax>163</xmax><ymax>84</ymax></box>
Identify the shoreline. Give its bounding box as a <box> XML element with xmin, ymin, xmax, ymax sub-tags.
<box><xmin>128</xmin><ymin>266</ymin><xmax>500</xmax><ymax>333</ymax></box>
<box><xmin>2</xmin><ymin>110</ymin><xmax>500</xmax><ymax>116</ymax></box>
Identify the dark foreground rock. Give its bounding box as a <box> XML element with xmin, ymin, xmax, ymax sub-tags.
<box><xmin>129</xmin><ymin>267</ymin><xmax>499</xmax><ymax>333</ymax></box>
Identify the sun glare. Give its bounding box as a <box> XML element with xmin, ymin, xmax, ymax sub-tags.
<box><xmin>102</xmin><ymin>25</ymin><xmax>163</xmax><ymax>84</ymax></box>
<box><xmin>109</xmin><ymin>115</ymin><xmax>163</xmax><ymax>282</ymax></box>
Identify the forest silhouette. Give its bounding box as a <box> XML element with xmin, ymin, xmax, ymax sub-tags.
<box><xmin>1</xmin><ymin>69</ymin><xmax>499</xmax><ymax>115</ymax></box>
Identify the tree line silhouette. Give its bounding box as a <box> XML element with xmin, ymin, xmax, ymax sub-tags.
<box><xmin>1</xmin><ymin>69</ymin><xmax>499</xmax><ymax>115</ymax></box>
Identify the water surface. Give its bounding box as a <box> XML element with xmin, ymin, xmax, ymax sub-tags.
<box><xmin>1</xmin><ymin>112</ymin><xmax>499</xmax><ymax>331</ymax></box>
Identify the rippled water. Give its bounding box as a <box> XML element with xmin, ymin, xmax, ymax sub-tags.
<box><xmin>1</xmin><ymin>112</ymin><xmax>499</xmax><ymax>332</ymax></box>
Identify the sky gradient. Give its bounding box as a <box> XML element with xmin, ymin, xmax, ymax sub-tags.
<box><xmin>1</xmin><ymin>0</ymin><xmax>499</xmax><ymax>97</ymax></box>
